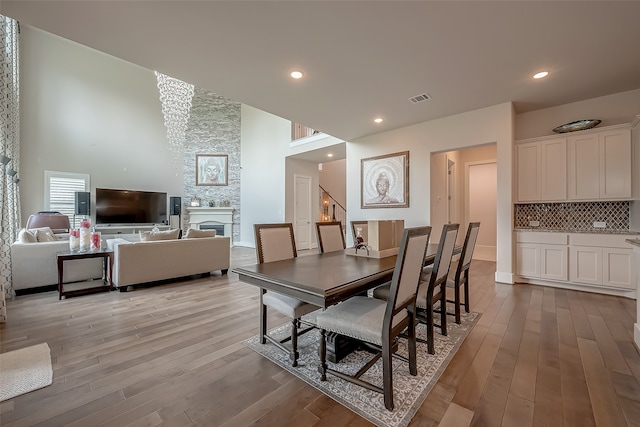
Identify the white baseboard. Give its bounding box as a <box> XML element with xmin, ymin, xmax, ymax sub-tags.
<box><xmin>474</xmin><ymin>245</ymin><xmax>496</xmax><ymax>262</ymax></box>
<box><xmin>514</xmin><ymin>276</ymin><xmax>636</xmax><ymax>299</ymax></box>
<box><xmin>495</xmin><ymin>271</ymin><xmax>513</xmax><ymax>284</ymax></box>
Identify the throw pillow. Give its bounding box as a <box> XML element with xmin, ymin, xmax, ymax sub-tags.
<box><xmin>28</xmin><ymin>227</ymin><xmax>57</xmax><ymax>242</ymax></box>
<box><xmin>139</xmin><ymin>228</ymin><xmax>180</xmax><ymax>242</ymax></box>
<box><xmin>17</xmin><ymin>228</ymin><xmax>37</xmax><ymax>243</ymax></box>
<box><xmin>184</xmin><ymin>228</ymin><xmax>217</xmax><ymax>239</ymax></box>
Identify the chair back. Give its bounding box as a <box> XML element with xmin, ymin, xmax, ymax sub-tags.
<box><xmin>350</xmin><ymin>220</ymin><xmax>368</xmax><ymax>243</ymax></box>
<box><xmin>254</xmin><ymin>223</ymin><xmax>297</xmax><ymax>264</ymax></box>
<box><xmin>25</xmin><ymin>212</ymin><xmax>70</xmax><ymax>233</ymax></box>
<box><xmin>456</xmin><ymin>222</ymin><xmax>480</xmax><ymax>277</ymax></box>
<box><xmin>429</xmin><ymin>224</ymin><xmax>460</xmax><ymax>288</ymax></box>
<box><xmin>316</xmin><ymin>221</ymin><xmax>346</xmax><ymax>253</ymax></box>
<box><xmin>385</xmin><ymin>226</ymin><xmax>432</xmax><ymax>322</ymax></box>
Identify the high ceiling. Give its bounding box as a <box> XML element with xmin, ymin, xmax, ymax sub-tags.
<box><xmin>3</xmin><ymin>1</ymin><xmax>640</xmax><ymax>146</ymax></box>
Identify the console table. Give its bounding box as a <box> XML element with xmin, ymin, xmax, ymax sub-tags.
<box><xmin>57</xmin><ymin>250</ymin><xmax>114</xmax><ymax>300</ymax></box>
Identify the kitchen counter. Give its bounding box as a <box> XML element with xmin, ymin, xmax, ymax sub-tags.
<box><xmin>626</xmin><ymin>238</ymin><xmax>640</xmax><ymax>248</ymax></box>
<box><xmin>515</xmin><ymin>228</ymin><xmax>640</xmax><ymax>235</ymax></box>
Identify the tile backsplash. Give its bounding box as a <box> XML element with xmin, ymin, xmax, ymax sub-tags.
<box><xmin>514</xmin><ymin>201</ymin><xmax>630</xmax><ymax>232</ymax></box>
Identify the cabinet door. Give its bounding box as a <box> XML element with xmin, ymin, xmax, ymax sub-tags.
<box><xmin>569</xmin><ymin>246</ymin><xmax>602</xmax><ymax>285</ymax></box>
<box><xmin>540</xmin><ymin>244</ymin><xmax>567</xmax><ymax>281</ymax></box>
<box><xmin>516</xmin><ymin>243</ymin><xmax>540</xmax><ymax>277</ymax></box>
<box><xmin>516</xmin><ymin>142</ymin><xmax>541</xmax><ymax>202</ymax></box>
<box><xmin>568</xmin><ymin>134</ymin><xmax>600</xmax><ymax>200</ymax></box>
<box><xmin>541</xmin><ymin>138</ymin><xmax>567</xmax><ymax>201</ymax></box>
<box><xmin>602</xmin><ymin>248</ymin><xmax>635</xmax><ymax>289</ymax></box>
<box><xmin>599</xmin><ymin>129</ymin><xmax>631</xmax><ymax>199</ymax></box>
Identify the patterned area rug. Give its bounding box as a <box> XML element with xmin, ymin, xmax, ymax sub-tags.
<box><xmin>0</xmin><ymin>342</ymin><xmax>53</xmax><ymax>402</ymax></box>
<box><xmin>243</xmin><ymin>311</ymin><xmax>479</xmax><ymax>427</ymax></box>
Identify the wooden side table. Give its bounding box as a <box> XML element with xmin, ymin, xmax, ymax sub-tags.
<box><xmin>57</xmin><ymin>250</ymin><xmax>113</xmax><ymax>300</ymax></box>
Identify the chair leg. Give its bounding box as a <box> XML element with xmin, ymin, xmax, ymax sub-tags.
<box><xmin>454</xmin><ymin>283</ymin><xmax>461</xmax><ymax>324</ymax></box>
<box><xmin>320</xmin><ymin>329</ymin><xmax>327</xmax><ymax>381</ymax></box>
<box><xmin>290</xmin><ymin>318</ymin><xmax>299</xmax><ymax>367</ymax></box>
<box><xmin>259</xmin><ymin>289</ymin><xmax>267</xmax><ymax>344</ymax></box>
<box><xmin>440</xmin><ymin>284</ymin><xmax>447</xmax><ymax>336</ymax></box>
<box><xmin>408</xmin><ymin>312</ymin><xmax>417</xmax><ymax>376</ymax></box>
<box><xmin>426</xmin><ymin>296</ymin><xmax>435</xmax><ymax>355</ymax></box>
<box><xmin>382</xmin><ymin>342</ymin><xmax>394</xmax><ymax>411</ymax></box>
<box><xmin>464</xmin><ymin>273</ymin><xmax>470</xmax><ymax>313</ymax></box>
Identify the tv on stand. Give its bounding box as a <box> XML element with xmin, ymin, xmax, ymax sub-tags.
<box><xmin>95</xmin><ymin>188</ymin><xmax>167</xmax><ymax>226</ymax></box>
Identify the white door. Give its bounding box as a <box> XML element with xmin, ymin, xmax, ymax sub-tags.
<box><xmin>294</xmin><ymin>175</ymin><xmax>312</xmax><ymax>250</ymax></box>
<box><xmin>466</xmin><ymin>161</ymin><xmax>497</xmax><ymax>261</ymax></box>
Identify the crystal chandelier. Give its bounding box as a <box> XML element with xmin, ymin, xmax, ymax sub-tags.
<box><xmin>155</xmin><ymin>72</ymin><xmax>194</xmax><ymax>160</ymax></box>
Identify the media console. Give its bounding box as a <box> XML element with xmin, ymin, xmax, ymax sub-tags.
<box><xmin>94</xmin><ymin>224</ymin><xmax>170</xmax><ymax>237</ymax></box>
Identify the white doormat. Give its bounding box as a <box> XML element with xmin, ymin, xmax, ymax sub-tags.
<box><xmin>0</xmin><ymin>342</ymin><xmax>53</xmax><ymax>402</ymax></box>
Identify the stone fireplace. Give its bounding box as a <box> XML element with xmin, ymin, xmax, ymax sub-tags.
<box><xmin>186</xmin><ymin>207</ymin><xmax>233</xmax><ymax>244</ymax></box>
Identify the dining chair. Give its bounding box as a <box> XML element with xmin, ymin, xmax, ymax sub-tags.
<box><xmin>350</xmin><ymin>220</ymin><xmax>368</xmax><ymax>244</ymax></box>
<box><xmin>446</xmin><ymin>222</ymin><xmax>480</xmax><ymax>324</ymax></box>
<box><xmin>316</xmin><ymin>226</ymin><xmax>431</xmax><ymax>411</ymax></box>
<box><xmin>254</xmin><ymin>223</ymin><xmax>319</xmax><ymax>367</ymax></box>
<box><xmin>316</xmin><ymin>221</ymin><xmax>346</xmax><ymax>253</ymax></box>
<box><xmin>415</xmin><ymin>223</ymin><xmax>459</xmax><ymax>354</ymax></box>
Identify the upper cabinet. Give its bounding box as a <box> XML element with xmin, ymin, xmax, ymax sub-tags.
<box><xmin>516</xmin><ymin>125</ymin><xmax>632</xmax><ymax>203</ymax></box>
<box><xmin>568</xmin><ymin>128</ymin><xmax>631</xmax><ymax>200</ymax></box>
<box><xmin>516</xmin><ymin>137</ymin><xmax>567</xmax><ymax>202</ymax></box>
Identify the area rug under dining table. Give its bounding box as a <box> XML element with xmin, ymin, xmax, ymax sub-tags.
<box><xmin>243</xmin><ymin>311</ymin><xmax>479</xmax><ymax>427</ymax></box>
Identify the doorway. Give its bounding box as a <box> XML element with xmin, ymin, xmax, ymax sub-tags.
<box><xmin>466</xmin><ymin>161</ymin><xmax>497</xmax><ymax>261</ymax></box>
<box><xmin>294</xmin><ymin>174</ymin><xmax>312</xmax><ymax>250</ymax></box>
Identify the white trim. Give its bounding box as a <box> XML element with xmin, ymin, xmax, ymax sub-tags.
<box><xmin>293</xmin><ymin>174</ymin><xmax>312</xmax><ymax>250</ymax></box>
<box><xmin>495</xmin><ymin>271</ymin><xmax>513</xmax><ymax>284</ymax></box>
<box><xmin>634</xmin><ymin>324</ymin><xmax>640</xmax><ymax>353</ymax></box>
<box><xmin>289</xmin><ymin>132</ymin><xmax>327</xmax><ymax>148</ymax></box>
<box><xmin>514</xmin><ymin>276</ymin><xmax>636</xmax><ymax>299</ymax></box>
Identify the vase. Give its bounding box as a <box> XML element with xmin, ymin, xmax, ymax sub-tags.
<box><xmin>69</xmin><ymin>229</ymin><xmax>80</xmax><ymax>252</ymax></box>
<box><xmin>90</xmin><ymin>231</ymin><xmax>101</xmax><ymax>251</ymax></box>
<box><xmin>79</xmin><ymin>219</ymin><xmax>91</xmax><ymax>252</ymax></box>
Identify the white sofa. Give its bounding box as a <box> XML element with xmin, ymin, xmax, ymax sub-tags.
<box><xmin>10</xmin><ymin>240</ymin><xmax>104</xmax><ymax>292</ymax></box>
<box><xmin>108</xmin><ymin>236</ymin><xmax>230</xmax><ymax>290</ymax></box>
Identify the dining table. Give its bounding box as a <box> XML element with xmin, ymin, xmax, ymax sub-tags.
<box><xmin>234</xmin><ymin>242</ymin><xmax>462</xmax><ymax>362</ymax></box>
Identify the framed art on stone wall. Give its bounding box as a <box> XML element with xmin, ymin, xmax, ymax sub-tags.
<box><xmin>196</xmin><ymin>154</ymin><xmax>228</xmax><ymax>186</ymax></box>
<box><xmin>361</xmin><ymin>151</ymin><xmax>409</xmax><ymax>209</ymax></box>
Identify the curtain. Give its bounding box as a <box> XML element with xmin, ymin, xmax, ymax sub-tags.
<box><xmin>0</xmin><ymin>14</ymin><xmax>21</xmax><ymax>320</ymax></box>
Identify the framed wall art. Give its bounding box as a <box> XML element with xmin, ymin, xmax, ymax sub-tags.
<box><xmin>196</xmin><ymin>154</ymin><xmax>228</xmax><ymax>186</ymax></box>
<box><xmin>361</xmin><ymin>151</ymin><xmax>409</xmax><ymax>209</ymax></box>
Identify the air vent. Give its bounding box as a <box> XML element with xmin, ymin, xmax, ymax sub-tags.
<box><xmin>409</xmin><ymin>93</ymin><xmax>431</xmax><ymax>104</ymax></box>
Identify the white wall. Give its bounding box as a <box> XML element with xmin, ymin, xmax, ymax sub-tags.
<box><xmin>19</xmin><ymin>25</ymin><xmax>181</xmax><ymax>224</ymax></box>
<box><xmin>239</xmin><ymin>105</ymin><xmax>291</xmax><ymax>247</ymax></box>
<box><xmin>347</xmin><ymin>103</ymin><xmax>514</xmax><ymax>282</ymax></box>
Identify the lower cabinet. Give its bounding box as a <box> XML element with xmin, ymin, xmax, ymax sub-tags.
<box><xmin>517</xmin><ymin>231</ymin><xmax>636</xmax><ymax>294</ymax></box>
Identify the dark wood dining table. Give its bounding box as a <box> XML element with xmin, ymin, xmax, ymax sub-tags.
<box><xmin>234</xmin><ymin>243</ymin><xmax>462</xmax><ymax>362</ymax></box>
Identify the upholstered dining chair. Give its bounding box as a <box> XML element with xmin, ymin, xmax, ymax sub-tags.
<box><xmin>446</xmin><ymin>222</ymin><xmax>480</xmax><ymax>324</ymax></box>
<box><xmin>316</xmin><ymin>221</ymin><xmax>346</xmax><ymax>253</ymax></box>
<box><xmin>25</xmin><ymin>211</ymin><xmax>70</xmax><ymax>233</ymax></box>
<box><xmin>415</xmin><ymin>223</ymin><xmax>459</xmax><ymax>354</ymax></box>
<box><xmin>316</xmin><ymin>226</ymin><xmax>431</xmax><ymax>411</ymax></box>
<box><xmin>254</xmin><ymin>223</ymin><xmax>319</xmax><ymax>367</ymax></box>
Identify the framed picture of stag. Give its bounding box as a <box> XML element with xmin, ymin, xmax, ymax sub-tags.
<box><xmin>361</xmin><ymin>151</ymin><xmax>409</xmax><ymax>209</ymax></box>
<box><xmin>196</xmin><ymin>154</ymin><xmax>228</xmax><ymax>186</ymax></box>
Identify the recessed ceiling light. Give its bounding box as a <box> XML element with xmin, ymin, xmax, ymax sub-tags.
<box><xmin>290</xmin><ymin>70</ymin><xmax>303</xmax><ymax>79</ymax></box>
<box><xmin>374</xmin><ymin>117</ymin><xmax>383</xmax><ymax>123</ymax></box>
<box><xmin>533</xmin><ymin>71</ymin><xmax>549</xmax><ymax>79</ymax></box>
<box><xmin>327</xmin><ymin>153</ymin><xmax>334</xmax><ymax>158</ymax></box>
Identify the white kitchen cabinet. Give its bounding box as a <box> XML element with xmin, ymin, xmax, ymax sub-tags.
<box><xmin>568</xmin><ymin>128</ymin><xmax>631</xmax><ymax>200</ymax></box>
<box><xmin>540</xmin><ymin>244</ymin><xmax>568</xmax><ymax>281</ymax></box>
<box><xmin>569</xmin><ymin>246</ymin><xmax>602</xmax><ymax>285</ymax></box>
<box><xmin>569</xmin><ymin>234</ymin><xmax>636</xmax><ymax>290</ymax></box>
<box><xmin>516</xmin><ymin>232</ymin><xmax>568</xmax><ymax>281</ymax></box>
<box><xmin>516</xmin><ymin>242</ymin><xmax>540</xmax><ymax>276</ymax></box>
<box><xmin>516</xmin><ymin>138</ymin><xmax>567</xmax><ymax>202</ymax></box>
<box><xmin>603</xmin><ymin>248</ymin><xmax>635</xmax><ymax>289</ymax></box>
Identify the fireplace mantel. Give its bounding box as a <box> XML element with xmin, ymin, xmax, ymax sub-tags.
<box><xmin>186</xmin><ymin>207</ymin><xmax>233</xmax><ymax>243</ymax></box>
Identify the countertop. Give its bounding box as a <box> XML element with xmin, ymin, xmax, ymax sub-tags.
<box><xmin>514</xmin><ymin>228</ymin><xmax>640</xmax><ymax>235</ymax></box>
<box><xmin>626</xmin><ymin>238</ymin><xmax>640</xmax><ymax>248</ymax></box>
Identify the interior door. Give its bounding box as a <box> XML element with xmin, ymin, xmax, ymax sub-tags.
<box><xmin>466</xmin><ymin>161</ymin><xmax>497</xmax><ymax>261</ymax></box>
<box><xmin>294</xmin><ymin>175</ymin><xmax>312</xmax><ymax>250</ymax></box>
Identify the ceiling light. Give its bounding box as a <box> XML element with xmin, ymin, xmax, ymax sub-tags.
<box><xmin>290</xmin><ymin>70</ymin><xmax>303</xmax><ymax>79</ymax></box>
<box><xmin>374</xmin><ymin>117</ymin><xmax>383</xmax><ymax>123</ymax></box>
<box><xmin>327</xmin><ymin>153</ymin><xmax>333</xmax><ymax>158</ymax></box>
<box><xmin>533</xmin><ymin>71</ymin><xmax>549</xmax><ymax>79</ymax></box>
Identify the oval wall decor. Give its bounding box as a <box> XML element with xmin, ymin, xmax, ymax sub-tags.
<box><xmin>552</xmin><ymin>119</ymin><xmax>601</xmax><ymax>134</ymax></box>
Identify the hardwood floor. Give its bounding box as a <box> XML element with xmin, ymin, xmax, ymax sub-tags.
<box><xmin>1</xmin><ymin>247</ymin><xmax>639</xmax><ymax>426</ymax></box>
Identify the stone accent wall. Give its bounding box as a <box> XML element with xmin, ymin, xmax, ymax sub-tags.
<box><xmin>514</xmin><ymin>201</ymin><xmax>630</xmax><ymax>232</ymax></box>
<box><xmin>182</xmin><ymin>88</ymin><xmax>241</xmax><ymax>243</ymax></box>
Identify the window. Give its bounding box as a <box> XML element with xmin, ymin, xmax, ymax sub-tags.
<box><xmin>44</xmin><ymin>171</ymin><xmax>90</xmax><ymax>228</ymax></box>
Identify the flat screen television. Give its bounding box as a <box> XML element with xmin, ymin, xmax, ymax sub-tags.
<box><xmin>95</xmin><ymin>188</ymin><xmax>167</xmax><ymax>225</ymax></box>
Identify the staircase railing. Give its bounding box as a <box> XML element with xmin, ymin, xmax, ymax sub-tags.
<box><xmin>319</xmin><ymin>185</ymin><xmax>346</xmax><ymax>232</ymax></box>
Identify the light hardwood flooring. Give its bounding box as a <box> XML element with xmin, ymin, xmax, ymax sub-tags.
<box><xmin>1</xmin><ymin>246</ymin><xmax>639</xmax><ymax>426</ymax></box>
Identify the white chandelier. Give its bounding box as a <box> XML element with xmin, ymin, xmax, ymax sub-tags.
<box><xmin>155</xmin><ymin>72</ymin><xmax>194</xmax><ymax>157</ymax></box>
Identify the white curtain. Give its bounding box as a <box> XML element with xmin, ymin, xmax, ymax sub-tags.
<box><xmin>0</xmin><ymin>14</ymin><xmax>21</xmax><ymax>320</ymax></box>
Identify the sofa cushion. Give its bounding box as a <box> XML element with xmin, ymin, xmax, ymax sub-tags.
<box><xmin>139</xmin><ymin>228</ymin><xmax>180</xmax><ymax>241</ymax></box>
<box><xmin>184</xmin><ymin>228</ymin><xmax>216</xmax><ymax>238</ymax></box>
<box><xmin>106</xmin><ymin>237</ymin><xmax>130</xmax><ymax>251</ymax></box>
<box><xmin>17</xmin><ymin>228</ymin><xmax>37</xmax><ymax>243</ymax></box>
<box><xmin>32</xmin><ymin>227</ymin><xmax>57</xmax><ymax>242</ymax></box>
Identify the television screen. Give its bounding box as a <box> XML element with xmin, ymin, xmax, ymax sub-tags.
<box><xmin>95</xmin><ymin>188</ymin><xmax>167</xmax><ymax>225</ymax></box>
